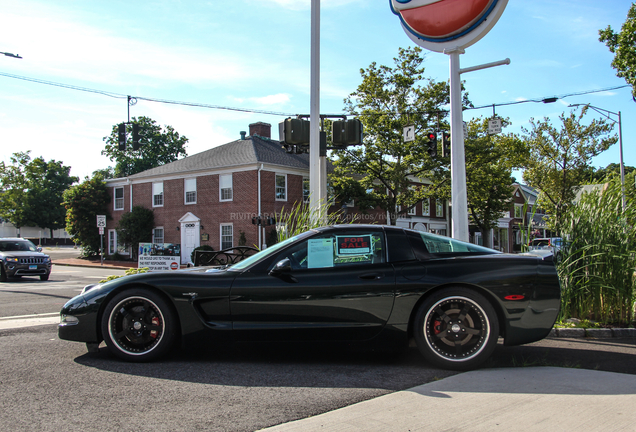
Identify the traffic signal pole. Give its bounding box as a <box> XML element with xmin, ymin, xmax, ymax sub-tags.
<box><xmin>309</xmin><ymin>0</ymin><xmax>326</xmax><ymax>220</ymax></box>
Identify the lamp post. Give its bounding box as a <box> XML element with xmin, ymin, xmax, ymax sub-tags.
<box><xmin>569</xmin><ymin>104</ymin><xmax>625</xmax><ymax>211</ymax></box>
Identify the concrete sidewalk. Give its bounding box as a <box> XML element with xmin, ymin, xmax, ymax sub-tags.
<box><xmin>259</xmin><ymin>366</ymin><xmax>636</xmax><ymax>431</ymax></box>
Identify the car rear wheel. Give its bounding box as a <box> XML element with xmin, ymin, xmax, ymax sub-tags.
<box><xmin>414</xmin><ymin>287</ymin><xmax>499</xmax><ymax>371</ymax></box>
<box><xmin>101</xmin><ymin>288</ymin><xmax>177</xmax><ymax>362</ymax></box>
<box><xmin>40</xmin><ymin>274</ymin><xmax>49</xmax><ymax>281</ymax></box>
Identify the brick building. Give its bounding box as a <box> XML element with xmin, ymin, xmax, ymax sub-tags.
<box><xmin>104</xmin><ymin>122</ymin><xmax>451</xmax><ymax>264</ymax></box>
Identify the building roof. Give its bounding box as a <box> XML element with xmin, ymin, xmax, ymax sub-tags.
<box><xmin>125</xmin><ymin>135</ymin><xmax>311</xmax><ymax>181</ymax></box>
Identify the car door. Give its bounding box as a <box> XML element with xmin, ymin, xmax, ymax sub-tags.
<box><xmin>229</xmin><ymin>228</ymin><xmax>396</xmax><ymax>342</ymax></box>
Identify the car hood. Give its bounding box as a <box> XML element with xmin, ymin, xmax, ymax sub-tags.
<box><xmin>0</xmin><ymin>251</ymin><xmax>49</xmax><ymax>257</ymax></box>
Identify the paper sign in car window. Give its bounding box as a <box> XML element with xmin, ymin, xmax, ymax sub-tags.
<box><xmin>337</xmin><ymin>235</ymin><xmax>372</xmax><ymax>255</ymax></box>
<box><xmin>307</xmin><ymin>238</ymin><xmax>334</xmax><ymax>268</ymax></box>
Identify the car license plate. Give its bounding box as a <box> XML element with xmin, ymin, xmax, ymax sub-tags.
<box><xmin>29</xmin><ymin>265</ymin><xmax>37</xmax><ymax>270</ymax></box>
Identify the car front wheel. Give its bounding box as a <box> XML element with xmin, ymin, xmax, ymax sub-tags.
<box><xmin>414</xmin><ymin>287</ymin><xmax>499</xmax><ymax>371</ymax></box>
<box><xmin>101</xmin><ymin>288</ymin><xmax>177</xmax><ymax>362</ymax></box>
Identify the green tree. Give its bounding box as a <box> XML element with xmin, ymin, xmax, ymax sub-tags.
<box><xmin>522</xmin><ymin>107</ymin><xmax>617</xmax><ymax>234</ymax></box>
<box><xmin>332</xmin><ymin>46</ymin><xmax>467</xmax><ymax>225</ymax></box>
<box><xmin>0</xmin><ymin>152</ymin><xmax>77</xmax><ymax>237</ymax></box>
<box><xmin>463</xmin><ymin>118</ymin><xmax>528</xmax><ymax>247</ymax></box>
<box><xmin>63</xmin><ymin>174</ymin><xmax>110</xmax><ymax>256</ymax></box>
<box><xmin>583</xmin><ymin>163</ymin><xmax>636</xmax><ymax>183</ymax></box>
<box><xmin>599</xmin><ymin>3</ymin><xmax>636</xmax><ymax>99</ymax></box>
<box><xmin>116</xmin><ymin>206</ymin><xmax>155</xmax><ymax>260</ymax></box>
<box><xmin>102</xmin><ymin>116</ymin><xmax>188</xmax><ymax>177</ymax></box>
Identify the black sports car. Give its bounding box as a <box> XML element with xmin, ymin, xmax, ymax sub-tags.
<box><xmin>59</xmin><ymin>225</ymin><xmax>560</xmax><ymax>370</ymax></box>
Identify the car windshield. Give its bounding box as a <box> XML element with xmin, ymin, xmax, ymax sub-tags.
<box><xmin>0</xmin><ymin>239</ymin><xmax>39</xmax><ymax>252</ymax></box>
<box><xmin>229</xmin><ymin>231</ymin><xmax>315</xmax><ymax>271</ymax></box>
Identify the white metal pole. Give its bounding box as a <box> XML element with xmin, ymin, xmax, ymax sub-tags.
<box><xmin>448</xmin><ymin>49</ymin><xmax>469</xmax><ymax>241</ymax></box>
<box><xmin>309</xmin><ymin>0</ymin><xmax>322</xmax><ymax>216</ymax></box>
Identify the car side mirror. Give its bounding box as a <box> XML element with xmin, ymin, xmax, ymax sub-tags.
<box><xmin>37</xmin><ymin>247</ymin><xmax>42</xmax><ymax>252</ymax></box>
<box><xmin>269</xmin><ymin>258</ymin><xmax>292</xmax><ymax>276</ymax></box>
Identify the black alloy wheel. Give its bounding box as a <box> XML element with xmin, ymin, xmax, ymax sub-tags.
<box><xmin>101</xmin><ymin>288</ymin><xmax>177</xmax><ymax>362</ymax></box>
<box><xmin>414</xmin><ymin>287</ymin><xmax>499</xmax><ymax>371</ymax></box>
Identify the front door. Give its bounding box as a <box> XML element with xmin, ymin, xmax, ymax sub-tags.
<box><xmin>183</xmin><ymin>223</ymin><xmax>198</xmax><ymax>264</ymax></box>
<box><xmin>229</xmin><ymin>228</ymin><xmax>396</xmax><ymax>341</ymax></box>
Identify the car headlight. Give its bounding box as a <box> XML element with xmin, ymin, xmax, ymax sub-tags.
<box><xmin>5</xmin><ymin>257</ymin><xmax>18</xmax><ymax>263</ymax></box>
<box><xmin>44</xmin><ymin>256</ymin><xmax>52</xmax><ymax>264</ymax></box>
<box><xmin>60</xmin><ymin>314</ymin><xmax>79</xmax><ymax>326</ymax></box>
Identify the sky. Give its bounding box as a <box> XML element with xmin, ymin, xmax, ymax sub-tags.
<box><xmin>1</xmin><ymin>0</ymin><xmax>634</xmax><ymax>183</ymax></box>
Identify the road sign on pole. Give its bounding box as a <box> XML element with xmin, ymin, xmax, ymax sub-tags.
<box><xmin>96</xmin><ymin>215</ymin><xmax>106</xmax><ymax>228</ymax></box>
<box><xmin>488</xmin><ymin>118</ymin><xmax>503</xmax><ymax>135</ymax></box>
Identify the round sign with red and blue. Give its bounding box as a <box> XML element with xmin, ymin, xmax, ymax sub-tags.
<box><xmin>390</xmin><ymin>0</ymin><xmax>509</xmax><ymax>53</ymax></box>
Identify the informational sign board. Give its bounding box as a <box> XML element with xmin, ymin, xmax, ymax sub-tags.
<box><xmin>138</xmin><ymin>243</ymin><xmax>181</xmax><ymax>271</ymax></box>
<box><xmin>307</xmin><ymin>238</ymin><xmax>334</xmax><ymax>269</ymax></box>
<box><xmin>96</xmin><ymin>215</ymin><xmax>106</xmax><ymax>228</ymax></box>
<box><xmin>403</xmin><ymin>125</ymin><xmax>415</xmax><ymax>142</ymax></box>
<box><xmin>488</xmin><ymin>118</ymin><xmax>502</xmax><ymax>135</ymax></box>
<box><xmin>336</xmin><ymin>235</ymin><xmax>372</xmax><ymax>255</ymax></box>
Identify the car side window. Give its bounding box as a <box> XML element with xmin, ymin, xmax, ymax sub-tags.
<box><xmin>274</xmin><ymin>231</ymin><xmax>385</xmax><ymax>270</ymax></box>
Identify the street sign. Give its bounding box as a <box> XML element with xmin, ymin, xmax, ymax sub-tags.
<box><xmin>488</xmin><ymin>118</ymin><xmax>502</xmax><ymax>135</ymax></box>
<box><xmin>403</xmin><ymin>125</ymin><xmax>415</xmax><ymax>142</ymax></box>
<box><xmin>99</xmin><ymin>227</ymin><xmax>104</xmax><ymax>235</ymax></box>
<box><xmin>96</xmin><ymin>215</ymin><xmax>106</xmax><ymax>228</ymax></box>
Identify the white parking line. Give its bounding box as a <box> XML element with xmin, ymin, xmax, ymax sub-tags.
<box><xmin>0</xmin><ymin>313</ymin><xmax>60</xmax><ymax>330</ymax></box>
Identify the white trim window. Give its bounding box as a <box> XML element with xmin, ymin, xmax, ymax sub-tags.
<box><xmin>184</xmin><ymin>178</ymin><xmax>197</xmax><ymax>205</ymax></box>
<box><xmin>275</xmin><ymin>173</ymin><xmax>287</xmax><ymax>201</ymax></box>
<box><xmin>152</xmin><ymin>182</ymin><xmax>164</xmax><ymax>207</ymax></box>
<box><xmin>153</xmin><ymin>227</ymin><xmax>164</xmax><ymax>245</ymax></box>
<box><xmin>220</xmin><ymin>174</ymin><xmax>233</xmax><ymax>201</ymax></box>
<box><xmin>108</xmin><ymin>229</ymin><xmax>128</xmax><ymax>255</ymax></box>
<box><xmin>108</xmin><ymin>229</ymin><xmax>117</xmax><ymax>255</ymax></box>
<box><xmin>514</xmin><ymin>204</ymin><xmax>523</xmax><ymax>218</ymax></box>
<box><xmin>436</xmin><ymin>200</ymin><xmax>444</xmax><ymax>218</ymax></box>
<box><xmin>303</xmin><ymin>177</ymin><xmax>310</xmax><ymax>203</ymax></box>
<box><xmin>220</xmin><ymin>224</ymin><xmax>233</xmax><ymax>250</ymax></box>
<box><xmin>422</xmin><ymin>198</ymin><xmax>430</xmax><ymax>216</ymax></box>
<box><xmin>114</xmin><ymin>187</ymin><xmax>124</xmax><ymax>211</ymax></box>
<box><xmin>407</xmin><ymin>205</ymin><xmax>416</xmax><ymax>216</ymax></box>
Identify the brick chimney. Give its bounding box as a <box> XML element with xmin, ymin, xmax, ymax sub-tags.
<box><xmin>249</xmin><ymin>122</ymin><xmax>271</xmax><ymax>138</ymax></box>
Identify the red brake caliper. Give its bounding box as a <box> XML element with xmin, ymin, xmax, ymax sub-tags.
<box><xmin>150</xmin><ymin>317</ymin><xmax>160</xmax><ymax>339</ymax></box>
<box><xmin>433</xmin><ymin>320</ymin><xmax>442</xmax><ymax>335</ymax></box>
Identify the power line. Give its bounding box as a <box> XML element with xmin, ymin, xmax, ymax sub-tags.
<box><xmin>0</xmin><ymin>71</ymin><xmax>631</xmax><ymax>118</ymax></box>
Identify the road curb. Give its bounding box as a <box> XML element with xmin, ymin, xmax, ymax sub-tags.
<box><xmin>549</xmin><ymin>327</ymin><xmax>636</xmax><ymax>338</ymax></box>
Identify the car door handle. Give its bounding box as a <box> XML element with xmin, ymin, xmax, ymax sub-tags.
<box><xmin>359</xmin><ymin>273</ymin><xmax>382</xmax><ymax>280</ymax></box>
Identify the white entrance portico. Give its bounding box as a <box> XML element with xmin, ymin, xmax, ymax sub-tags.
<box><xmin>179</xmin><ymin>212</ymin><xmax>201</xmax><ymax>265</ymax></box>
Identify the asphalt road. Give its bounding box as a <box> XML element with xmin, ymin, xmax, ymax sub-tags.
<box><xmin>0</xmin><ymin>263</ymin><xmax>126</xmax><ymax>318</ymax></box>
<box><xmin>1</xmin><ymin>262</ymin><xmax>635</xmax><ymax>431</ymax></box>
<box><xmin>1</xmin><ymin>322</ymin><xmax>635</xmax><ymax>432</ymax></box>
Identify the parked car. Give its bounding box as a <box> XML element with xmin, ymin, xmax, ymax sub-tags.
<box><xmin>59</xmin><ymin>225</ymin><xmax>561</xmax><ymax>371</ymax></box>
<box><xmin>0</xmin><ymin>238</ymin><xmax>52</xmax><ymax>282</ymax></box>
<box><xmin>528</xmin><ymin>237</ymin><xmax>563</xmax><ymax>259</ymax></box>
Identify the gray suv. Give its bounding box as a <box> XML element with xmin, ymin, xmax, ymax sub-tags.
<box><xmin>0</xmin><ymin>238</ymin><xmax>52</xmax><ymax>282</ymax></box>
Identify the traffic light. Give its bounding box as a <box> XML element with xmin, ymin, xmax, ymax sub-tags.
<box><xmin>442</xmin><ymin>132</ymin><xmax>451</xmax><ymax>157</ymax></box>
<box><xmin>279</xmin><ymin>118</ymin><xmax>310</xmax><ymax>146</ymax></box>
<box><xmin>332</xmin><ymin>119</ymin><xmax>363</xmax><ymax>147</ymax></box>
<box><xmin>427</xmin><ymin>132</ymin><xmax>437</xmax><ymax>157</ymax></box>
<box><xmin>132</xmin><ymin>123</ymin><xmax>141</xmax><ymax>150</ymax></box>
<box><xmin>117</xmin><ymin>123</ymin><xmax>126</xmax><ymax>151</ymax></box>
